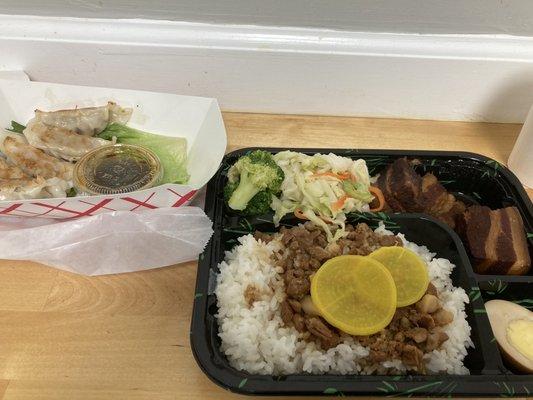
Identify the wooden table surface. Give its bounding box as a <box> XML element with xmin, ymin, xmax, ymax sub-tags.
<box><xmin>0</xmin><ymin>113</ymin><xmax>531</xmax><ymax>400</ymax></box>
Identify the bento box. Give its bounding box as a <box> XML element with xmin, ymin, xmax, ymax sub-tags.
<box><xmin>0</xmin><ymin>79</ymin><xmax>226</xmax><ymax>218</ymax></box>
<box><xmin>191</xmin><ymin>148</ymin><xmax>532</xmax><ymax>396</ymax></box>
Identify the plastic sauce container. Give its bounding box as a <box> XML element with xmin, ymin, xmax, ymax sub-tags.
<box><xmin>74</xmin><ymin>144</ymin><xmax>162</xmax><ymax>195</ymax></box>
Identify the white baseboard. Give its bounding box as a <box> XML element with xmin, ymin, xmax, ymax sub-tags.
<box><xmin>1</xmin><ymin>14</ymin><xmax>533</xmax><ymax>122</ymax></box>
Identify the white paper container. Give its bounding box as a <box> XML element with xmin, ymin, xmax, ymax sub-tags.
<box><xmin>0</xmin><ymin>79</ymin><xmax>227</xmax><ymax>218</ymax></box>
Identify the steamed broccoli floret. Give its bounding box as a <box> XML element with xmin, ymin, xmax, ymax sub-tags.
<box><xmin>225</xmin><ymin>150</ymin><xmax>284</xmax><ymax>212</ymax></box>
<box><xmin>224</xmin><ymin>181</ymin><xmax>272</xmax><ymax>215</ymax></box>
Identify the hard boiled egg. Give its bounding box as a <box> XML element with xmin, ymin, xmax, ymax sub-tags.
<box><xmin>485</xmin><ymin>299</ymin><xmax>533</xmax><ymax>373</ymax></box>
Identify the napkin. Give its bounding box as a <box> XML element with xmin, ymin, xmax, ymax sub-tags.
<box><xmin>0</xmin><ymin>207</ymin><xmax>213</xmax><ymax>275</ymax></box>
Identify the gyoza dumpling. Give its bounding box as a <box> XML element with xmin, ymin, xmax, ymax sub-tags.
<box><xmin>0</xmin><ymin>157</ymin><xmax>26</xmax><ymax>179</ymax></box>
<box><xmin>23</xmin><ymin>101</ymin><xmax>131</xmax><ymax>162</ymax></box>
<box><xmin>1</xmin><ymin>135</ymin><xmax>73</xmax><ymax>191</ymax></box>
<box><xmin>34</xmin><ymin>102</ymin><xmax>132</xmax><ymax>136</ymax></box>
<box><xmin>0</xmin><ymin>176</ymin><xmax>50</xmax><ymax>201</ymax></box>
<box><xmin>41</xmin><ymin>177</ymin><xmax>72</xmax><ymax>198</ymax></box>
<box><xmin>0</xmin><ymin>132</ymin><xmax>74</xmax><ymax>198</ymax></box>
<box><xmin>23</xmin><ymin>119</ymin><xmax>111</xmax><ymax>162</ymax></box>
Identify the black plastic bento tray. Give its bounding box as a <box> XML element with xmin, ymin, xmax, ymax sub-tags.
<box><xmin>191</xmin><ymin>148</ymin><xmax>533</xmax><ymax>397</ymax></box>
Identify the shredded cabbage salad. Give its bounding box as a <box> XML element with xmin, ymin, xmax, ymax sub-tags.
<box><xmin>271</xmin><ymin>151</ymin><xmax>374</xmax><ymax>241</ymax></box>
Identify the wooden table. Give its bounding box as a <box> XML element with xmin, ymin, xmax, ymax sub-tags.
<box><xmin>0</xmin><ymin>113</ymin><xmax>530</xmax><ymax>400</ymax></box>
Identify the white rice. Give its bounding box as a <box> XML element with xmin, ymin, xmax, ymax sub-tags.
<box><xmin>215</xmin><ymin>225</ymin><xmax>472</xmax><ymax>375</ymax></box>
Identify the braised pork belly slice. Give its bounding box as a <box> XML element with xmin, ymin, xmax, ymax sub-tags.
<box><xmin>377</xmin><ymin>158</ymin><xmax>465</xmax><ymax>228</ymax></box>
<box><xmin>459</xmin><ymin>206</ymin><xmax>531</xmax><ymax>275</ymax></box>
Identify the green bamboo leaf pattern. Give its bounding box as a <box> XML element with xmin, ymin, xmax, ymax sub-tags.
<box><xmin>513</xmin><ymin>299</ymin><xmax>533</xmax><ymax>309</ymax></box>
<box><xmin>377</xmin><ymin>211</ymin><xmax>389</xmax><ymax>220</ymax></box>
<box><xmin>376</xmin><ymin>381</ymin><xmax>398</xmax><ymax>394</ymax></box>
<box><xmin>376</xmin><ymin>379</ymin><xmax>450</xmax><ymax>397</ymax></box>
<box><xmin>348</xmin><ymin>212</ymin><xmax>364</xmax><ymax>220</ymax></box>
<box><xmin>485</xmin><ymin>160</ymin><xmax>501</xmax><ymax>169</ymax></box>
<box><xmin>341</xmin><ymin>149</ymin><xmax>356</xmax><ymax>155</ymax></box>
<box><xmin>254</xmin><ymin>217</ymin><xmax>275</xmax><ymax>227</ymax></box>
<box><xmin>194</xmin><ymin>293</ymin><xmax>203</xmax><ymax>299</ymax></box>
<box><xmin>468</xmin><ymin>287</ymin><xmax>481</xmax><ymax>302</ymax></box>
<box><xmin>486</xmin><ymin>279</ymin><xmax>508</xmax><ymax>295</ymax></box>
<box><xmin>493</xmin><ymin>381</ymin><xmax>516</xmax><ymax>398</ymax></box>
<box><xmin>472</xmin><ymin>192</ymin><xmax>482</xmax><ymax>201</ymax></box>
<box><xmin>222</xmin><ymin>228</ymin><xmax>253</xmax><ymax>235</ymax></box>
<box><xmin>496</xmin><ymin>280</ymin><xmax>508</xmax><ymax>294</ymax></box>
<box><xmin>474</xmin><ymin>308</ymin><xmax>487</xmax><ymax>314</ymax></box>
<box><xmin>347</xmin><ymin>211</ymin><xmax>400</xmax><ymax>231</ymax></box>
<box><xmin>364</xmin><ymin>156</ymin><xmax>391</xmax><ymax>174</ymax></box>
<box><xmin>484</xmin><ymin>160</ymin><xmax>501</xmax><ymax>178</ymax></box>
<box><xmin>527</xmin><ymin>232</ymin><xmax>533</xmax><ymax>239</ymax></box>
<box><xmin>364</xmin><ymin>156</ymin><xmax>390</xmax><ymax>163</ymax></box>
<box><xmin>239</xmin><ymin>218</ymin><xmax>253</xmax><ymax>233</ymax></box>
<box><xmin>238</xmin><ymin>378</ymin><xmax>248</xmax><ymax>389</ymax></box>
<box><xmin>255</xmin><ymin>217</ymin><xmax>292</xmax><ymax>228</ymax></box>
<box><xmin>437</xmin><ymin>381</ymin><xmax>458</xmax><ymax>396</ymax></box>
<box><xmin>323</xmin><ymin>387</ymin><xmax>340</xmax><ymax>395</ymax></box>
<box><xmin>402</xmin><ymin>381</ymin><xmax>443</xmax><ymax>395</ymax></box>
<box><xmin>435</xmin><ymin>381</ymin><xmax>452</xmax><ymax>396</ymax></box>
<box><xmin>439</xmin><ymin>180</ymin><xmax>455</xmax><ymax>186</ymax></box>
<box><xmin>221</xmin><ymin>158</ymin><xmax>234</xmax><ymax>172</ymax></box>
<box><xmin>255</xmin><ymin>217</ymin><xmax>273</xmax><ymax>224</ymax></box>
<box><xmin>389</xmin><ymin>381</ymin><xmax>443</xmax><ymax>397</ymax></box>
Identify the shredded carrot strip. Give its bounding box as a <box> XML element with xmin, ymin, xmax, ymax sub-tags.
<box><xmin>336</xmin><ymin>172</ymin><xmax>352</xmax><ymax>180</ymax></box>
<box><xmin>311</xmin><ymin>172</ymin><xmax>340</xmax><ymax>179</ymax></box>
<box><xmin>369</xmin><ymin>186</ymin><xmax>385</xmax><ymax>212</ymax></box>
<box><xmin>294</xmin><ymin>208</ymin><xmax>308</xmax><ymax>220</ymax></box>
<box><xmin>331</xmin><ymin>195</ymin><xmax>348</xmax><ymax>212</ymax></box>
<box><xmin>311</xmin><ymin>172</ymin><xmax>352</xmax><ymax>180</ymax></box>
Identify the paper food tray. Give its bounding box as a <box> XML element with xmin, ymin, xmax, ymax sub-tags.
<box><xmin>0</xmin><ymin>79</ymin><xmax>227</xmax><ymax>218</ymax></box>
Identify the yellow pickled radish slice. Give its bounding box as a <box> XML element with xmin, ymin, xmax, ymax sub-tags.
<box><xmin>368</xmin><ymin>246</ymin><xmax>429</xmax><ymax>307</ymax></box>
<box><xmin>310</xmin><ymin>255</ymin><xmax>397</xmax><ymax>336</ymax></box>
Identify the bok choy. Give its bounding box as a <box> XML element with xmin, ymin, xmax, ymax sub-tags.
<box><xmin>98</xmin><ymin>123</ymin><xmax>189</xmax><ymax>184</ymax></box>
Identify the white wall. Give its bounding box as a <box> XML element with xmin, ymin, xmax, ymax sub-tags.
<box><xmin>1</xmin><ymin>0</ymin><xmax>533</xmax><ymax>36</ymax></box>
<box><xmin>2</xmin><ymin>2</ymin><xmax>533</xmax><ymax>122</ymax></box>
<box><xmin>2</xmin><ymin>15</ymin><xmax>533</xmax><ymax>123</ymax></box>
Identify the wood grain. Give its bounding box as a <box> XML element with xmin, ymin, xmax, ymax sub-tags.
<box><xmin>0</xmin><ymin>113</ymin><xmax>530</xmax><ymax>400</ymax></box>
<box><xmin>0</xmin><ymin>381</ymin><xmax>9</xmax><ymax>399</ymax></box>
